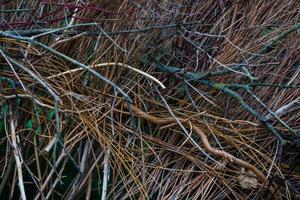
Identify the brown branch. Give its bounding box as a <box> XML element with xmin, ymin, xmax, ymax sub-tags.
<box><xmin>123</xmin><ymin>104</ymin><xmax>270</xmax><ymax>187</ymax></box>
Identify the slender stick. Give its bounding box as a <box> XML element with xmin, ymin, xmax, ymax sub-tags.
<box><xmin>9</xmin><ymin>105</ymin><xmax>27</xmax><ymax>200</ymax></box>
<box><xmin>47</xmin><ymin>62</ymin><xmax>166</xmax><ymax>89</ymax></box>
<box><xmin>34</xmin><ymin>151</ymin><xmax>66</xmax><ymax>200</ymax></box>
<box><xmin>3</xmin><ymin>21</ymin><xmax>206</xmax><ymax>37</ymax></box>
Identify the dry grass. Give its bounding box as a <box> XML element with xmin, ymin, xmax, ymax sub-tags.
<box><xmin>0</xmin><ymin>0</ymin><xmax>300</xmax><ymax>199</ymax></box>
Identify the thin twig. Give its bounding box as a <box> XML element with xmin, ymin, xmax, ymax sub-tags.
<box><xmin>265</xmin><ymin>96</ymin><xmax>300</xmax><ymax>121</ymax></box>
<box><xmin>0</xmin><ymin>154</ymin><xmax>13</xmax><ymax>196</ymax></box>
<box><xmin>34</xmin><ymin>151</ymin><xmax>66</xmax><ymax>200</ymax></box>
<box><xmin>9</xmin><ymin>104</ymin><xmax>27</xmax><ymax>200</ymax></box>
<box><xmin>155</xmin><ymin>86</ymin><xmax>219</xmax><ymax>164</ymax></box>
<box><xmin>4</xmin><ymin>21</ymin><xmax>206</xmax><ymax>37</ymax></box>
<box><xmin>47</xmin><ymin>62</ymin><xmax>166</xmax><ymax>89</ymax></box>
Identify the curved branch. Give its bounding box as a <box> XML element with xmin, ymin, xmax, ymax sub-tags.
<box><xmin>123</xmin><ymin>103</ymin><xmax>270</xmax><ymax>186</ymax></box>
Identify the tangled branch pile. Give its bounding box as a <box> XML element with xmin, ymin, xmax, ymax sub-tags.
<box><xmin>0</xmin><ymin>0</ymin><xmax>300</xmax><ymax>199</ymax></box>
